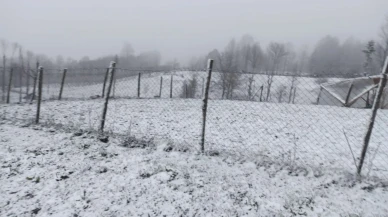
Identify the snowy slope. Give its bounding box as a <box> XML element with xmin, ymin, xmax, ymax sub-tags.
<box><xmin>0</xmin><ymin>123</ymin><xmax>387</xmax><ymax>216</ymax></box>
<box><xmin>3</xmin><ymin>71</ymin><xmax>343</xmax><ymax>107</ymax></box>
<box><xmin>1</xmin><ymin>98</ymin><xmax>387</xmax><ymax>179</ymax></box>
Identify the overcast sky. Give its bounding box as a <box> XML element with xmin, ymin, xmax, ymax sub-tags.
<box><xmin>1</xmin><ymin>0</ymin><xmax>388</xmax><ymax>65</ymax></box>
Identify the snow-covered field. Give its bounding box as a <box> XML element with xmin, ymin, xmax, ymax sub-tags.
<box><xmin>3</xmin><ymin>71</ymin><xmax>347</xmax><ymax>107</ymax></box>
<box><xmin>1</xmin><ymin>98</ymin><xmax>388</xmax><ymax>180</ymax></box>
<box><xmin>1</xmin><ymin>123</ymin><xmax>388</xmax><ymax>216</ymax></box>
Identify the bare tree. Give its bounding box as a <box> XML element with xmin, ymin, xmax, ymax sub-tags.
<box><xmin>288</xmin><ymin>62</ymin><xmax>299</xmax><ymax>103</ymax></box>
<box><xmin>120</xmin><ymin>42</ymin><xmax>134</xmax><ymax>68</ymax></box>
<box><xmin>217</xmin><ymin>39</ymin><xmax>240</xmax><ymax>99</ymax></box>
<box><xmin>246</xmin><ymin>43</ymin><xmax>263</xmax><ymax>100</ymax></box>
<box><xmin>265</xmin><ymin>42</ymin><xmax>288</xmax><ymax>101</ymax></box>
<box><xmin>11</xmin><ymin>43</ymin><xmax>18</xmax><ymax>62</ymax></box>
<box><xmin>26</xmin><ymin>51</ymin><xmax>34</xmax><ymax>96</ymax></box>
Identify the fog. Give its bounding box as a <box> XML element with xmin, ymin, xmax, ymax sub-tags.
<box><xmin>1</xmin><ymin>0</ymin><xmax>388</xmax><ymax>65</ymax></box>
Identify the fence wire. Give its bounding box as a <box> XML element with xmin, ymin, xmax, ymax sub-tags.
<box><xmin>1</xmin><ymin>66</ymin><xmax>387</xmax><ymax>179</ymax></box>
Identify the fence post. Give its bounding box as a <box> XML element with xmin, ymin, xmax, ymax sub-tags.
<box><xmin>19</xmin><ymin>67</ymin><xmax>22</xmax><ymax>103</ymax></box>
<box><xmin>200</xmin><ymin>59</ymin><xmax>214</xmax><ymax>153</ymax></box>
<box><xmin>35</xmin><ymin>66</ymin><xmax>43</xmax><ymax>124</ymax></box>
<box><xmin>170</xmin><ymin>75</ymin><xmax>173</xmax><ymax>98</ymax></box>
<box><xmin>344</xmin><ymin>82</ymin><xmax>354</xmax><ymax>107</ymax></box>
<box><xmin>99</xmin><ymin>61</ymin><xmax>116</xmax><ymax>133</ymax></box>
<box><xmin>2</xmin><ymin>55</ymin><xmax>5</xmax><ymax>102</ymax></box>
<box><xmin>101</xmin><ymin>68</ymin><xmax>109</xmax><ymax>98</ymax></box>
<box><xmin>26</xmin><ymin>62</ymin><xmax>30</xmax><ymax>97</ymax></box>
<box><xmin>6</xmin><ymin>68</ymin><xmax>13</xmax><ymax>104</ymax></box>
<box><xmin>113</xmin><ymin>72</ymin><xmax>116</xmax><ymax>98</ymax></box>
<box><xmin>31</xmin><ymin>61</ymin><xmax>39</xmax><ymax>102</ymax></box>
<box><xmin>292</xmin><ymin>87</ymin><xmax>297</xmax><ymax>104</ymax></box>
<box><xmin>58</xmin><ymin>68</ymin><xmax>67</xmax><ymax>100</ymax></box>
<box><xmin>259</xmin><ymin>85</ymin><xmax>263</xmax><ymax>102</ymax></box>
<box><xmin>202</xmin><ymin>77</ymin><xmax>205</xmax><ymax>98</ymax></box>
<box><xmin>357</xmin><ymin>56</ymin><xmax>388</xmax><ymax>176</ymax></box>
<box><xmin>137</xmin><ymin>72</ymin><xmax>141</xmax><ymax>98</ymax></box>
<box><xmin>159</xmin><ymin>76</ymin><xmax>163</xmax><ymax>97</ymax></box>
<box><xmin>185</xmin><ymin>82</ymin><xmax>188</xmax><ymax>98</ymax></box>
<box><xmin>316</xmin><ymin>87</ymin><xmax>323</xmax><ymax>105</ymax></box>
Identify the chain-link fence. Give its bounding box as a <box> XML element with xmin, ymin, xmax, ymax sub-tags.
<box><xmin>1</xmin><ymin>62</ymin><xmax>387</xmax><ymax>179</ymax></box>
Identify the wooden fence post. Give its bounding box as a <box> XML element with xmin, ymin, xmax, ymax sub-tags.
<box><xmin>200</xmin><ymin>59</ymin><xmax>214</xmax><ymax>153</ymax></box>
<box><xmin>137</xmin><ymin>72</ymin><xmax>141</xmax><ymax>98</ymax></box>
<box><xmin>99</xmin><ymin>62</ymin><xmax>116</xmax><ymax>133</ymax></box>
<box><xmin>6</xmin><ymin>68</ymin><xmax>13</xmax><ymax>104</ymax></box>
<box><xmin>31</xmin><ymin>61</ymin><xmax>39</xmax><ymax>102</ymax></box>
<box><xmin>159</xmin><ymin>76</ymin><xmax>163</xmax><ymax>97</ymax></box>
<box><xmin>170</xmin><ymin>75</ymin><xmax>173</xmax><ymax>98</ymax></box>
<box><xmin>58</xmin><ymin>68</ymin><xmax>67</xmax><ymax>100</ymax></box>
<box><xmin>35</xmin><ymin>66</ymin><xmax>43</xmax><ymax>124</ymax></box>
<box><xmin>357</xmin><ymin>56</ymin><xmax>388</xmax><ymax>176</ymax></box>
<box><xmin>101</xmin><ymin>68</ymin><xmax>109</xmax><ymax>98</ymax></box>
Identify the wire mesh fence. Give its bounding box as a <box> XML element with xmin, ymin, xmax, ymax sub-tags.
<box><xmin>1</xmin><ymin>62</ymin><xmax>388</xmax><ymax>180</ymax></box>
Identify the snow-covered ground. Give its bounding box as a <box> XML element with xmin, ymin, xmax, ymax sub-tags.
<box><xmin>1</xmin><ymin>123</ymin><xmax>387</xmax><ymax>216</ymax></box>
<box><xmin>1</xmin><ymin>98</ymin><xmax>388</xmax><ymax>180</ymax></box>
<box><xmin>3</xmin><ymin>71</ymin><xmax>346</xmax><ymax>107</ymax></box>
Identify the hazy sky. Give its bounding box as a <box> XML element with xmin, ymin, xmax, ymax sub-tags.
<box><xmin>1</xmin><ymin>0</ymin><xmax>388</xmax><ymax>65</ymax></box>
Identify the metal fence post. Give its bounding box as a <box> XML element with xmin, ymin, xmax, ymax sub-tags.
<box><xmin>159</xmin><ymin>76</ymin><xmax>163</xmax><ymax>97</ymax></box>
<box><xmin>137</xmin><ymin>72</ymin><xmax>141</xmax><ymax>98</ymax></box>
<box><xmin>170</xmin><ymin>75</ymin><xmax>173</xmax><ymax>98</ymax></box>
<box><xmin>31</xmin><ymin>61</ymin><xmax>39</xmax><ymax>102</ymax></box>
<box><xmin>58</xmin><ymin>68</ymin><xmax>67</xmax><ymax>100</ymax></box>
<box><xmin>99</xmin><ymin>61</ymin><xmax>116</xmax><ymax>133</ymax></box>
<box><xmin>6</xmin><ymin>68</ymin><xmax>13</xmax><ymax>104</ymax></box>
<box><xmin>35</xmin><ymin>66</ymin><xmax>43</xmax><ymax>124</ymax></box>
<box><xmin>101</xmin><ymin>68</ymin><xmax>109</xmax><ymax>98</ymax></box>
<box><xmin>357</xmin><ymin>56</ymin><xmax>388</xmax><ymax>176</ymax></box>
<box><xmin>2</xmin><ymin>55</ymin><xmax>5</xmax><ymax>102</ymax></box>
<box><xmin>200</xmin><ymin>59</ymin><xmax>214</xmax><ymax>153</ymax></box>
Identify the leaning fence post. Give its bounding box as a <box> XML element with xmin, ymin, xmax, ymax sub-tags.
<box><xmin>357</xmin><ymin>56</ymin><xmax>388</xmax><ymax>176</ymax></box>
<box><xmin>101</xmin><ymin>68</ymin><xmax>109</xmax><ymax>98</ymax></box>
<box><xmin>137</xmin><ymin>72</ymin><xmax>141</xmax><ymax>98</ymax></box>
<box><xmin>113</xmin><ymin>72</ymin><xmax>117</xmax><ymax>98</ymax></box>
<box><xmin>170</xmin><ymin>75</ymin><xmax>173</xmax><ymax>98</ymax></box>
<box><xmin>200</xmin><ymin>59</ymin><xmax>214</xmax><ymax>153</ymax></box>
<box><xmin>159</xmin><ymin>76</ymin><xmax>163</xmax><ymax>97</ymax></box>
<box><xmin>202</xmin><ymin>77</ymin><xmax>205</xmax><ymax>98</ymax></box>
<box><xmin>58</xmin><ymin>68</ymin><xmax>67</xmax><ymax>100</ymax></box>
<box><xmin>6</xmin><ymin>68</ymin><xmax>13</xmax><ymax>104</ymax></box>
<box><xmin>35</xmin><ymin>66</ymin><xmax>43</xmax><ymax>124</ymax></box>
<box><xmin>99</xmin><ymin>62</ymin><xmax>116</xmax><ymax>133</ymax></box>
